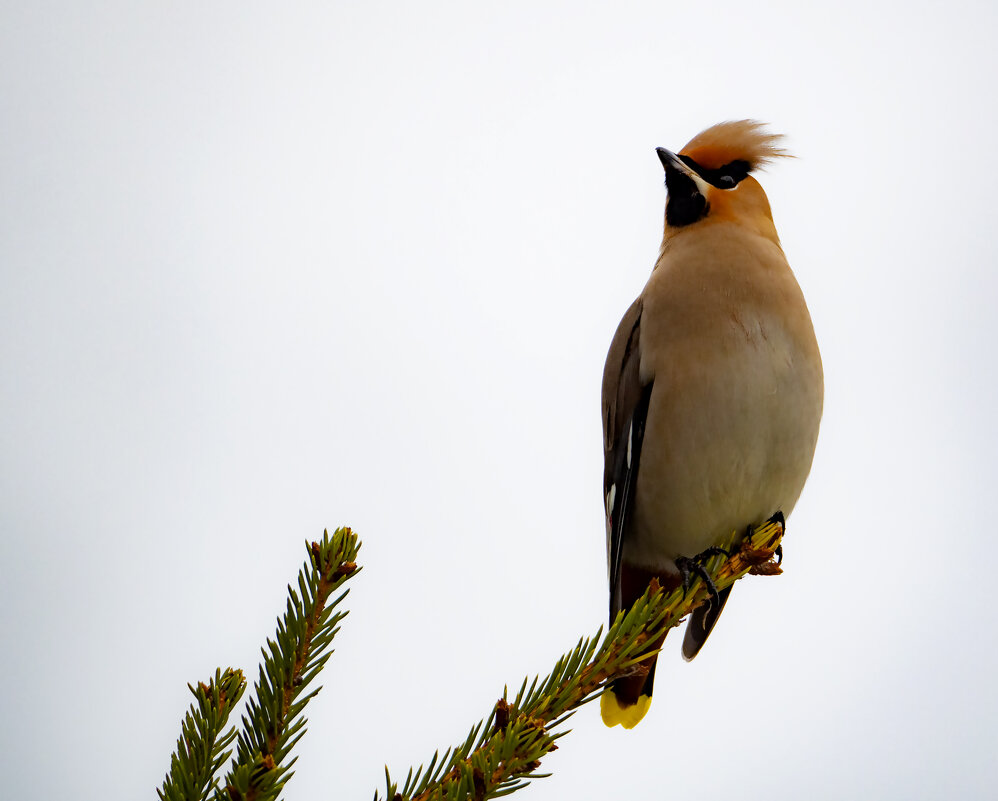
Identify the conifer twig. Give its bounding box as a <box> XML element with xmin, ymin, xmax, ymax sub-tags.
<box><xmin>158</xmin><ymin>667</ymin><xmax>247</xmax><ymax>801</ymax></box>
<box><xmin>379</xmin><ymin>517</ymin><xmax>785</xmax><ymax>801</ymax></box>
<box><xmin>218</xmin><ymin>526</ymin><xmax>362</xmax><ymax>801</ymax></box>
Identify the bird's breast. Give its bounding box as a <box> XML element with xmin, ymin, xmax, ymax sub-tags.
<box><xmin>627</xmin><ymin>230</ymin><xmax>822</xmax><ymax>568</ymax></box>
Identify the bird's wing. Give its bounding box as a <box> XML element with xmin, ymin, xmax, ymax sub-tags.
<box><xmin>682</xmin><ymin>584</ymin><xmax>733</xmax><ymax>661</ymax></box>
<box><xmin>601</xmin><ymin>297</ymin><xmax>652</xmax><ymax>623</ymax></box>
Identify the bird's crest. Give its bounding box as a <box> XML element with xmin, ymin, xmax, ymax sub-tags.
<box><xmin>680</xmin><ymin>120</ymin><xmax>789</xmax><ymax>171</ymax></box>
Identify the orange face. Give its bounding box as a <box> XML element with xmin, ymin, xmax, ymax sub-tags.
<box><xmin>658</xmin><ymin>121</ymin><xmax>788</xmax><ymax>243</ymax></box>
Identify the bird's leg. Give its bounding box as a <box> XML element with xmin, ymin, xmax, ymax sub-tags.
<box><xmin>769</xmin><ymin>511</ymin><xmax>786</xmax><ymax>564</ymax></box>
<box><xmin>740</xmin><ymin>511</ymin><xmax>786</xmax><ymax>563</ymax></box>
<box><xmin>676</xmin><ymin>557</ymin><xmax>691</xmax><ymax>594</ymax></box>
<box><xmin>695</xmin><ymin>545</ymin><xmax>730</xmax><ymax>560</ymax></box>
<box><xmin>675</xmin><ymin>552</ymin><xmax>723</xmax><ymax>610</ymax></box>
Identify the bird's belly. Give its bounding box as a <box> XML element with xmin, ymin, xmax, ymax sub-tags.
<box><xmin>627</xmin><ymin>339</ymin><xmax>820</xmax><ymax>571</ymax></box>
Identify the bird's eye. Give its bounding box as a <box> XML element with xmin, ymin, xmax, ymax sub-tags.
<box><xmin>715</xmin><ymin>160</ymin><xmax>751</xmax><ymax>188</ymax></box>
<box><xmin>673</xmin><ymin>156</ymin><xmax>750</xmax><ymax>190</ymax></box>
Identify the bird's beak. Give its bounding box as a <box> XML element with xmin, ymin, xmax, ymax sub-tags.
<box><xmin>656</xmin><ymin>147</ymin><xmax>710</xmax><ymax>195</ymax></box>
<box><xmin>656</xmin><ymin>147</ymin><xmax>692</xmax><ymax>176</ymax></box>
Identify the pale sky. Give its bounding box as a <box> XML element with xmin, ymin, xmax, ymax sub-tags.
<box><xmin>2</xmin><ymin>2</ymin><xmax>996</xmax><ymax>799</ymax></box>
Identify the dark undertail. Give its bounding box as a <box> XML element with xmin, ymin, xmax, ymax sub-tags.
<box><xmin>610</xmin><ymin>631</ymin><xmax>666</xmax><ymax>705</ymax></box>
<box><xmin>610</xmin><ymin>564</ymin><xmax>683</xmax><ymax>706</ymax></box>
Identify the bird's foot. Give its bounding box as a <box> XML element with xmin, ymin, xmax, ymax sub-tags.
<box><xmin>696</xmin><ymin>545</ymin><xmax>731</xmax><ymax>561</ymax></box>
<box><xmin>675</xmin><ymin>546</ymin><xmax>728</xmax><ymax>610</ymax></box>
<box><xmin>741</xmin><ymin>511</ymin><xmax>786</xmax><ymax>575</ymax></box>
<box><xmin>769</xmin><ymin>510</ymin><xmax>786</xmax><ymax>564</ymax></box>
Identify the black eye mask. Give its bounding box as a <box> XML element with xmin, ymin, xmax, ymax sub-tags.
<box><xmin>678</xmin><ymin>156</ymin><xmax>752</xmax><ymax>189</ymax></box>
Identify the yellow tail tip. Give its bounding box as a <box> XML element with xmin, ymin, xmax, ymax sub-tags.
<box><xmin>600</xmin><ymin>689</ymin><xmax>651</xmax><ymax>729</ymax></box>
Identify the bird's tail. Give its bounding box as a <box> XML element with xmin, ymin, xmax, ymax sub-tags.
<box><xmin>600</xmin><ymin>640</ymin><xmax>663</xmax><ymax>728</ymax></box>
<box><xmin>600</xmin><ymin>685</ymin><xmax>652</xmax><ymax>729</ymax></box>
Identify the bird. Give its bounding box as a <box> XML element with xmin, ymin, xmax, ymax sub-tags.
<box><xmin>600</xmin><ymin>120</ymin><xmax>823</xmax><ymax>729</ymax></box>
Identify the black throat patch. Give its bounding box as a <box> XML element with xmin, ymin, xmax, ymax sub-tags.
<box><xmin>665</xmin><ymin>168</ymin><xmax>708</xmax><ymax>227</ymax></box>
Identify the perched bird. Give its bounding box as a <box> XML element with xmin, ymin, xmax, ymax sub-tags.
<box><xmin>600</xmin><ymin>121</ymin><xmax>823</xmax><ymax>729</ymax></box>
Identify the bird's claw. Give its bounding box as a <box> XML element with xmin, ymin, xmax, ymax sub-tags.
<box><xmin>742</xmin><ymin>511</ymin><xmax>786</xmax><ymax>574</ymax></box>
<box><xmin>767</xmin><ymin>511</ymin><xmax>786</xmax><ymax>564</ymax></box>
<box><xmin>675</xmin><ymin>547</ymin><xmax>727</xmax><ymax>610</ymax></box>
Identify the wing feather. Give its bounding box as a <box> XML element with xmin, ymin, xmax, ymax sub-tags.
<box><xmin>601</xmin><ymin>298</ymin><xmax>652</xmax><ymax>622</ymax></box>
<box><xmin>682</xmin><ymin>584</ymin><xmax>734</xmax><ymax>661</ymax></box>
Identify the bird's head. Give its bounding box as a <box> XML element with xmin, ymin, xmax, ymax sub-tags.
<box><xmin>657</xmin><ymin>120</ymin><xmax>789</xmax><ymax>245</ymax></box>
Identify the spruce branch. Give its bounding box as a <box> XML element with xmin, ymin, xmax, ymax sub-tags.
<box><xmin>158</xmin><ymin>667</ymin><xmax>248</xmax><ymax>801</ymax></box>
<box><xmin>379</xmin><ymin>517</ymin><xmax>785</xmax><ymax>801</ymax></box>
<box><xmin>219</xmin><ymin>526</ymin><xmax>362</xmax><ymax>801</ymax></box>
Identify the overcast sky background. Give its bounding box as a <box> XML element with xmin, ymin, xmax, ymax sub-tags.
<box><xmin>2</xmin><ymin>1</ymin><xmax>997</xmax><ymax>799</ymax></box>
